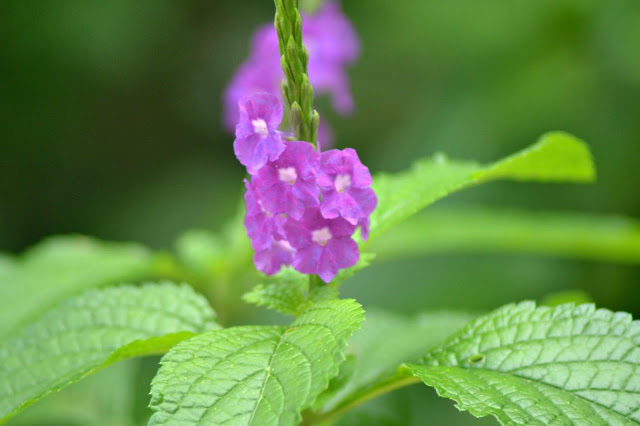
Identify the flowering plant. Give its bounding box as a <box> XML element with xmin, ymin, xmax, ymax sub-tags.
<box><xmin>1</xmin><ymin>1</ymin><xmax>639</xmax><ymax>425</ymax></box>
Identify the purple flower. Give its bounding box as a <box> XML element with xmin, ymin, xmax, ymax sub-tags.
<box><xmin>223</xmin><ymin>29</ymin><xmax>282</xmax><ymax>130</ymax></box>
<box><xmin>234</xmin><ymin>93</ymin><xmax>286</xmax><ymax>173</ymax></box>
<box><xmin>244</xmin><ymin>179</ymin><xmax>286</xmax><ymax>251</ymax></box>
<box><xmin>253</xmin><ymin>141</ymin><xmax>320</xmax><ymax>220</ymax></box>
<box><xmin>304</xmin><ymin>2</ymin><xmax>360</xmax><ymax>114</ymax></box>
<box><xmin>254</xmin><ymin>239</ymin><xmax>296</xmax><ymax>275</ymax></box>
<box><xmin>285</xmin><ymin>208</ymin><xmax>358</xmax><ymax>282</ymax></box>
<box><xmin>223</xmin><ymin>1</ymin><xmax>360</xmax><ymax>131</ymax></box>
<box><xmin>317</xmin><ymin>148</ymin><xmax>377</xmax><ymax>225</ymax></box>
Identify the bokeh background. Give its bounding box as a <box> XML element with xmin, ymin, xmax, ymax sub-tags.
<box><xmin>2</xmin><ymin>0</ymin><xmax>640</xmax><ymax>424</ymax></box>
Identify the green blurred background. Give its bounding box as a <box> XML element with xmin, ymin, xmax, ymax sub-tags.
<box><xmin>2</xmin><ymin>0</ymin><xmax>639</xmax><ymax>424</ymax></box>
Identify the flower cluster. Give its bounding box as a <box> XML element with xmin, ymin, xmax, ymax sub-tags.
<box><xmin>224</xmin><ymin>1</ymin><xmax>359</xmax><ymax>150</ymax></box>
<box><xmin>235</xmin><ymin>93</ymin><xmax>376</xmax><ymax>282</ymax></box>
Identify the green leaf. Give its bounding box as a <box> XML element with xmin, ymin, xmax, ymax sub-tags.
<box><xmin>149</xmin><ymin>299</ymin><xmax>364</xmax><ymax>425</ymax></box>
<box><xmin>370</xmin><ymin>207</ymin><xmax>640</xmax><ymax>264</ymax></box>
<box><xmin>0</xmin><ymin>235</ymin><xmax>154</xmax><ymax>338</ymax></box>
<box><xmin>9</xmin><ymin>360</ymin><xmax>141</xmax><ymax>426</ymax></box>
<box><xmin>242</xmin><ymin>260</ymin><xmax>366</xmax><ymax>316</ymax></box>
<box><xmin>407</xmin><ymin>302</ymin><xmax>640</xmax><ymax>425</ymax></box>
<box><xmin>242</xmin><ymin>267</ymin><xmax>311</xmax><ymax>316</ymax></box>
<box><xmin>367</xmin><ymin>131</ymin><xmax>595</xmax><ymax>244</ymax></box>
<box><xmin>0</xmin><ymin>282</ymin><xmax>218</xmax><ymax>421</ymax></box>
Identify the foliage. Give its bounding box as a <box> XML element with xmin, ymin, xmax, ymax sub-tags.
<box><xmin>0</xmin><ymin>283</ymin><xmax>218</xmax><ymax>421</ymax></box>
<box><xmin>407</xmin><ymin>302</ymin><xmax>640</xmax><ymax>425</ymax></box>
<box><xmin>148</xmin><ymin>299</ymin><xmax>363</xmax><ymax>425</ymax></box>
<box><xmin>1</xmin><ymin>1</ymin><xmax>639</xmax><ymax>426</ymax></box>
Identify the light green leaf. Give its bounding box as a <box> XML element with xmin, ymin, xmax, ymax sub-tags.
<box><xmin>9</xmin><ymin>360</ymin><xmax>141</xmax><ymax>426</ymax></box>
<box><xmin>407</xmin><ymin>302</ymin><xmax>640</xmax><ymax>425</ymax></box>
<box><xmin>149</xmin><ymin>299</ymin><xmax>364</xmax><ymax>425</ymax></box>
<box><xmin>0</xmin><ymin>282</ymin><xmax>218</xmax><ymax>421</ymax></box>
<box><xmin>0</xmin><ymin>235</ymin><xmax>154</xmax><ymax>338</ymax></box>
<box><xmin>367</xmin><ymin>131</ymin><xmax>595</xmax><ymax>244</ymax></box>
<box><xmin>242</xmin><ymin>267</ymin><xmax>311</xmax><ymax>316</ymax></box>
<box><xmin>370</xmin><ymin>207</ymin><xmax>640</xmax><ymax>264</ymax></box>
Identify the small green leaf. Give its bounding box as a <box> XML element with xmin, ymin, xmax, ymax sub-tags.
<box><xmin>407</xmin><ymin>302</ymin><xmax>640</xmax><ymax>425</ymax></box>
<box><xmin>149</xmin><ymin>299</ymin><xmax>364</xmax><ymax>425</ymax></box>
<box><xmin>0</xmin><ymin>282</ymin><xmax>218</xmax><ymax>421</ymax></box>
<box><xmin>242</xmin><ymin>267</ymin><xmax>311</xmax><ymax>316</ymax></box>
<box><xmin>367</xmin><ymin>131</ymin><xmax>595</xmax><ymax>244</ymax></box>
<box><xmin>370</xmin><ymin>207</ymin><xmax>640</xmax><ymax>264</ymax></box>
<box><xmin>0</xmin><ymin>236</ymin><xmax>154</xmax><ymax>338</ymax></box>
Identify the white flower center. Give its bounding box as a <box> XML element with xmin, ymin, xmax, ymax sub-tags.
<box><xmin>312</xmin><ymin>227</ymin><xmax>332</xmax><ymax>246</ymax></box>
<box><xmin>334</xmin><ymin>174</ymin><xmax>351</xmax><ymax>193</ymax></box>
<box><xmin>275</xmin><ymin>239</ymin><xmax>295</xmax><ymax>253</ymax></box>
<box><xmin>278</xmin><ymin>167</ymin><xmax>298</xmax><ymax>184</ymax></box>
<box><xmin>251</xmin><ymin>119</ymin><xmax>269</xmax><ymax>138</ymax></box>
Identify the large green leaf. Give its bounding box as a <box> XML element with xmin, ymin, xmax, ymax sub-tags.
<box><xmin>370</xmin><ymin>208</ymin><xmax>640</xmax><ymax>264</ymax></box>
<box><xmin>407</xmin><ymin>302</ymin><xmax>640</xmax><ymax>425</ymax></box>
<box><xmin>0</xmin><ymin>282</ymin><xmax>218</xmax><ymax>421</ymax></box>
<box><xmin>0</xmin><ymin>235</ymin><xmax>154</xmax><ymax>338</ymax></box>
<box><xmin>149</xmin><ymin>299</ymin><xmax>364</xmax><ymax>425</ymax></box>
<box><xmin>367</xmin><ymin>131</ymin><xmax>595</xmax><ymax>244</ymax></box>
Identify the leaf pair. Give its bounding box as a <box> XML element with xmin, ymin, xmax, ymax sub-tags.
<box><xmin>0</xmin><ymin>282</ymin><xmax>365</xmax><ymax>426</ymax></box>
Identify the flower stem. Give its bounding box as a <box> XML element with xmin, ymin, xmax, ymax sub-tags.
<box><xmin>274</xmin><ymin>0</ymin><xmax>320</xmax><ymax>147</ymax></box>
<box><xmin>301</xmin><ymin>373</ymin><xmax>421</xmax><ymax>425</ymax></box>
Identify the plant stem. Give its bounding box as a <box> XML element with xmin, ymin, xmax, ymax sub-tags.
<box><xmin>301</xmin><ymin>373</ymin><xmax>422</xmax><ymax>425</ymax></box>
<box><xmin>274</xmin><ymin>0</ymin><xmax>319</xmax><ymax>146</ymax></box>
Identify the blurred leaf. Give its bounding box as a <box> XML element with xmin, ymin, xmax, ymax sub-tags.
<box><xmin>0</xmin><ymin>282</ymin><xmax>218</xmax><ymax>421</ymax></box>
<box><xmin>175</xmin><ymin>229</ymin><xmax>224</xmax><ymax>276</ymax></box>
<box><xmin>370</xmin><ymin>207</ymin><xmax>640</xmax><ymax>264</ymax></box>
<box><xmin>0</xmin><ymin>236</ymin><xmax>154</xmax><ymax>338</ymax></box>
<box><xmin>149</xmin><ymin>299</ymin><xmax>364</xmax><ymax>425</ymax></box>
<box><xmin>315</xmin><ymin>310</ymin><xmax>475</xmax><ymax>422</ymax></box>
<box><xmin>333</xmin><ymin>252</ymin><xmax>377</xmax><ymax>285</ymax></box>
<box><xmin>9</xmin><ymin>360</ymin><xmax>139</xmax><ymax>426</ymax></box>
<box><xmin>332</xmin><ymin>389</ymin><xmax>413</xmax><ymax>426</ymax></box>
<box><xmin>407</xmin><ymin>302</ymin><xmax>640</xmax><ymax>425</ymax></box>
<box><xmin>367</xmin><ymin>131</ymin><xmax>595</xmax><ymax>244</ymax></box>
<box><xmin>541</xmin><ymin>290</ymin><xmax>593</xmax><ymax>307</ymax></box>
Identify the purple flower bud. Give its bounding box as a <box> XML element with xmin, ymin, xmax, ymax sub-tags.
<box><xmin>254</xmin><ymin>239</ymin><xmax>296</xmax><ymax>275</ymax></box>
<box><xmin>253</xmin><ymin>141</ymin><xmax>320</xmax><ymax>220</ymax></box>
<box><xmin>317</xmin><ymin>148</ymin><xmax>377</xmax><ymax>225</ymax></box>
<box><xmin>234</xmin><ymin>93</ymin><xmax>286</xmax><ymax>174</ymax></box>
<box><xmin>244</xmin><ymin>179</ymin><xmax>286</xmax><ymax>251</ymax></box>
<box><xmin>285</xmin><ymin>208</ymin><xmax>359</xmax><ymax>283</ymax></box>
